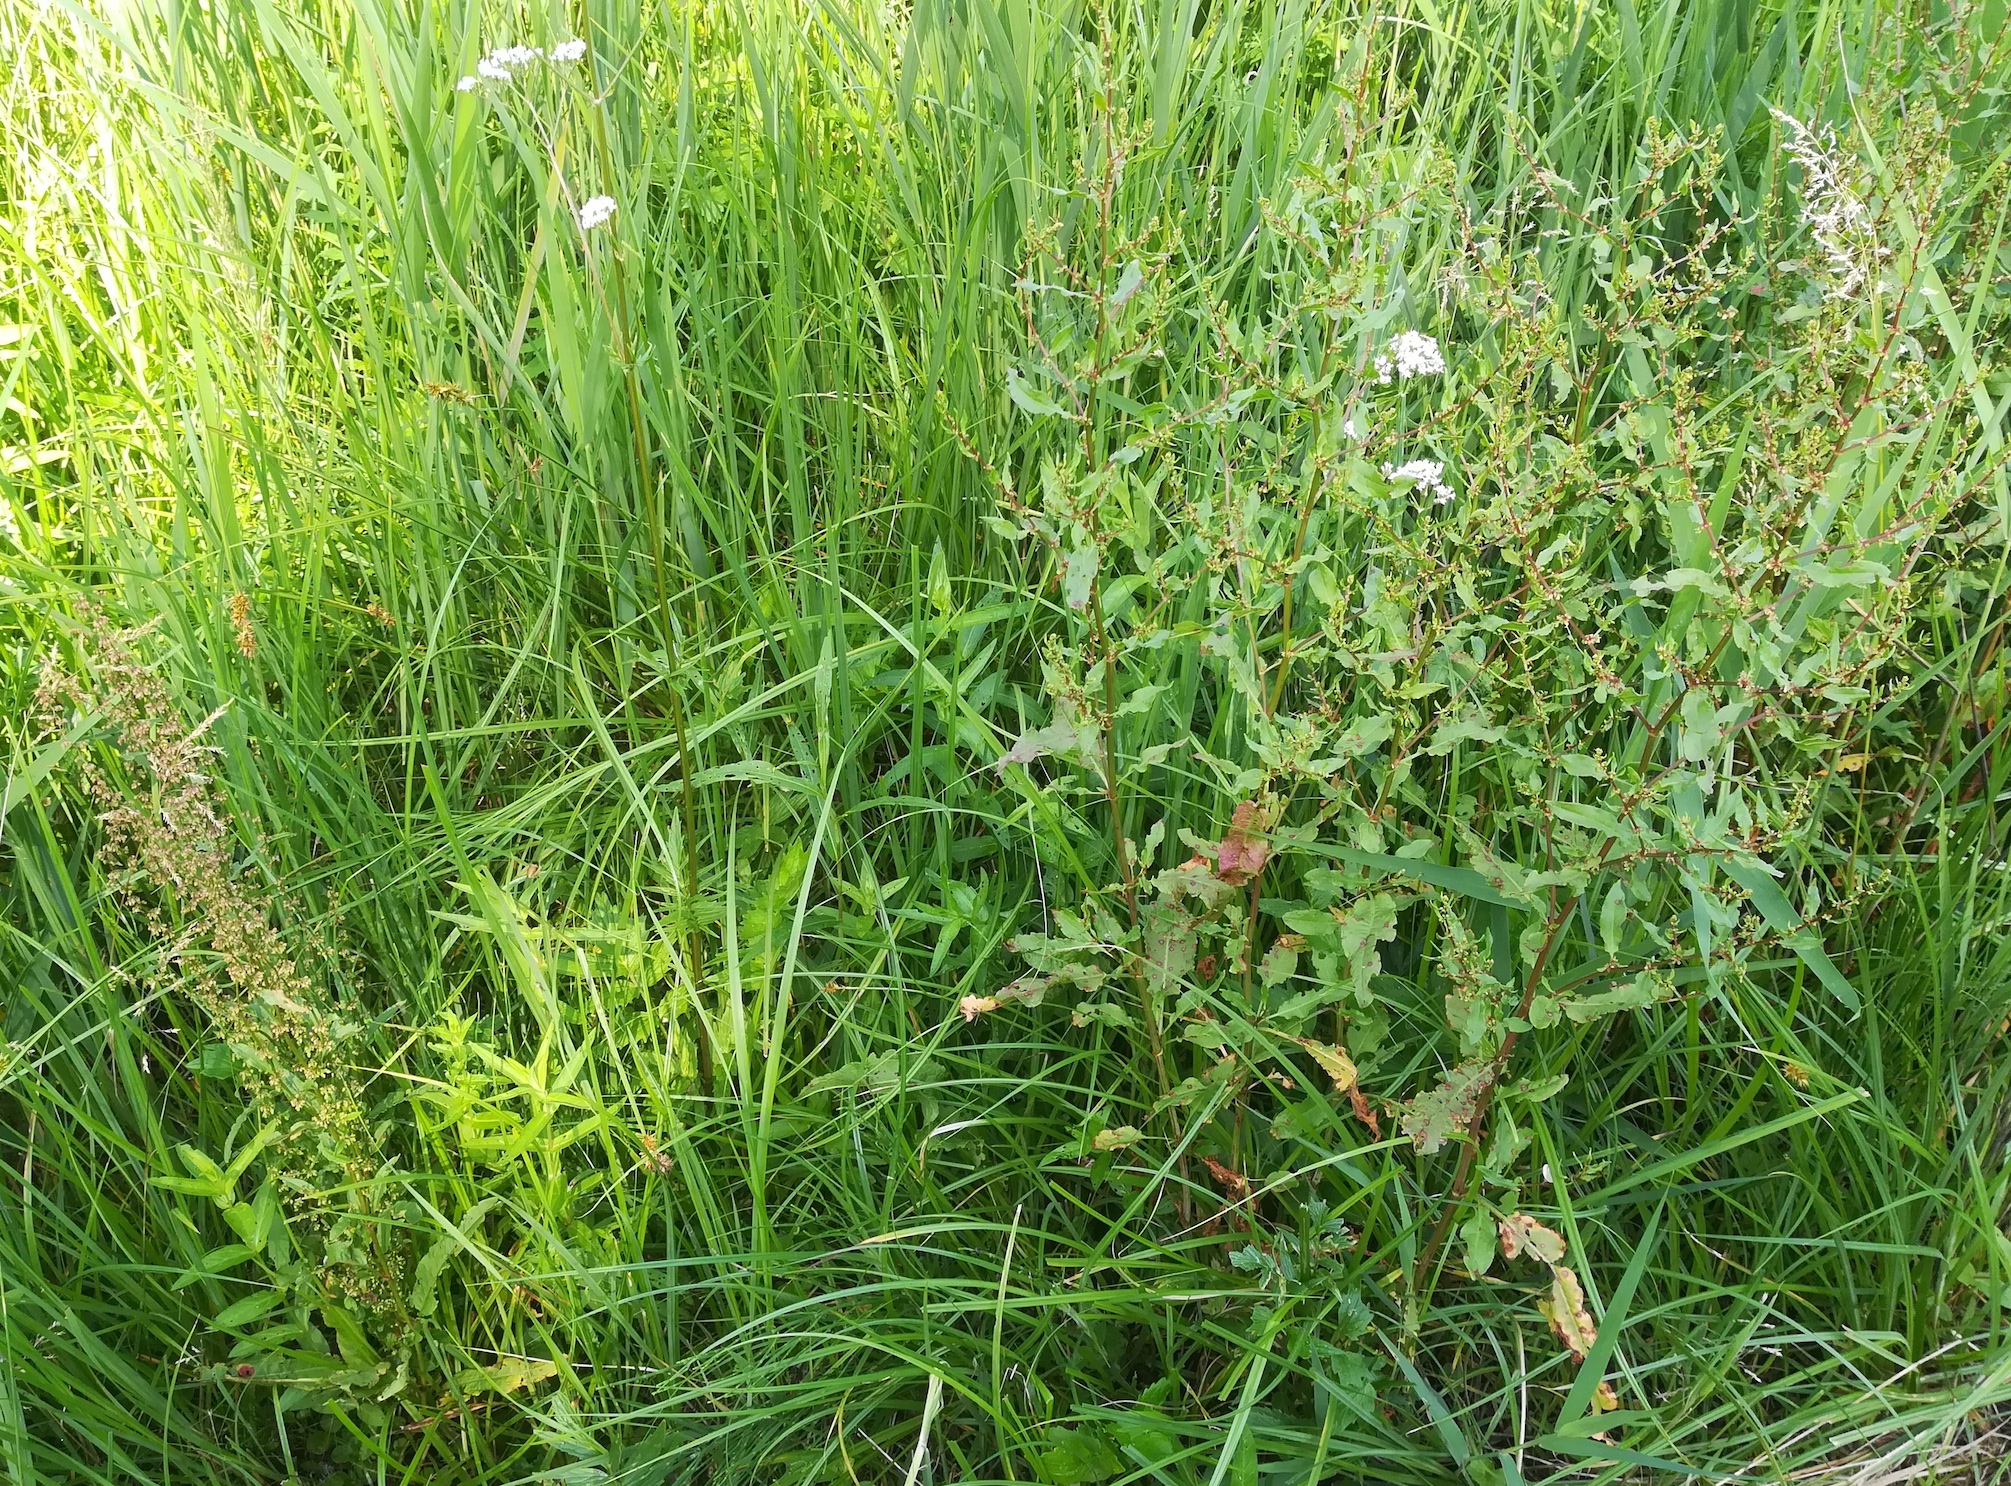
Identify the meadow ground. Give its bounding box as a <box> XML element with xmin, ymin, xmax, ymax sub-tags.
<box><xmin>4</xmin><ymin>0</ymin><xmax>2011</xmax><ymax>1481</ymax></box>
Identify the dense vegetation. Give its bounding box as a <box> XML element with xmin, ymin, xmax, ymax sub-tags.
<box><xmin>4</xmin><ymin>0</ymin><xmax>2011</xmax><ymax>1480</ymax></box>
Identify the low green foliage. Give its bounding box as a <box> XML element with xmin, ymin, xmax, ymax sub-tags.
<box><xmin>3</xmin><ymin>0</ymin><xmax>2011</xmax><ymax>1481</ymax></box>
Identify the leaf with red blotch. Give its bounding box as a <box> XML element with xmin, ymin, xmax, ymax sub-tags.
<box><xmin>1141</xmin><ymin>904</ymin><xmax>1198</xmax><ymax>993</ymax></box>
<box><xmin>1539</xmin><ymin>1264</ymin><xmax>1598</xmax><ymax>1361</ymax></box>
<box><xmin>1398</xmin><ymin>1061</ymin><xmax>1493</xmax><ymax>1154</ymax></box>
<box><xmin>1152</xmin><ymin>857</ymin><xmax>1238</xmax><ymax>914</ymax></box>
<box><xmin>1214</xmin><ymin>801</ymin><xmax>1272</xmax><ymax>885</ymax></box>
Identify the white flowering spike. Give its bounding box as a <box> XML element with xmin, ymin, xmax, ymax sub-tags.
<box><xmin>455</xmin><ymin>74</ymin><xmax>480</xmax><ymax>91</ymax></box>
<box><xmin>1342</xmin><ymin>415</ymin><xmax>1359</xmax><ymax>439</ymax></box>
<box><xmin>550</xmin><ymin>39</ymin><xmax>588</xmax><ymax>63</ymax></box>
<box><xmin>1382</xmin><ymin>458</ymin><xmax>1454</xmax><ymax>504</ymax></box>
<box><xmin>576</xmin><ymin>194</ymin><xmax>617</xmax><ymax>230</ymax></box>
<box><xmin>476</xmin><ymin>57</ymin><xmax>510</xmax><ymax>80</ymax></box>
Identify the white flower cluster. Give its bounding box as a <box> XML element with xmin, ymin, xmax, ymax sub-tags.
<box><xmin>1382</xmin><ymin>457</ymin><xmax>1455</xmax><ymax>504</ymax></box>
<box><xmin>1770</xmin><ymin>108</ymin><xmax>1885</xmax><ymax>300</ymax></box>
<box><xmin>576</xmin><ymin>194</ymin><xmax>617</xmax><ymax>230</ymax></box>
<box><xmin>1374</xmin><ymin>330</ymin><xmax>1445</xmax><ymax>384</ymax></box>
<box><xmin>457</xmin><ymin>40</ymin><xmax>588</xmax><ymax>90</ymax></box>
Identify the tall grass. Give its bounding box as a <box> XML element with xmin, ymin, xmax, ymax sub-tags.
<box><xmin>2</xmin><ymin>0</ymin><xmax>2009</xmax><ymax>1482</ymax></box>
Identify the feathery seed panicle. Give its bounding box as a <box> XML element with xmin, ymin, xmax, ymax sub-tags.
<box><xmin>37</xmin><ymin>616</ymin><xmax>372</xmax><ymax>1189</ymax></box>
<box><xmin>1770</xmin><ymin>108</ymin><xmax>1886</xmax><ymax>298</ymax></box>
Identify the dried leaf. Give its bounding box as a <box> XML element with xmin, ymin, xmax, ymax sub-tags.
<box><xmin>1497</xmin><ymin>1213</ymin><xmax>1567</xmax><ymax>1266</ymax></box>
<box><xmin>1202</xmin><ymin>1156</ymin><xmax>1250</xmax><ymax>1201</ymax></box>
<box><xmin>1347</xmin><ymin>1084</ymin><xmax>1382</xmax><ymax>1137</ymax></box>
<box><xmin>1539</xmin><ymin>1264</ymin><xmax>1598</xmax><ymax>1362</ymax></box>
<box><xmin>957</xmin><ymin>995</ymin><xmax>998</xmax><ymax>1023</ymax></box>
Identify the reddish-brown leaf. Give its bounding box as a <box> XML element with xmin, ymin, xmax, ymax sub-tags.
<box><xmin>1202</xmin><ymin>1156</ymin><xmax>1250</xmax><ymax>1201</ymax></box>
<box><xmin>1348</xmin><ymin>1085</ymin><xmax>1382</xmax><ymax>1138</ymax></box>
<box><xmin>1214</xmin><ymin>801</ymin><xmax>1272</xmax><ymax>885</ymax></box>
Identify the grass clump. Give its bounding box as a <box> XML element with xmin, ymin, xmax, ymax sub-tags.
<box><xmin>3</xmin><ymin>0</ymin><xmax>2011</xmax><ymax>1483</ymax></box>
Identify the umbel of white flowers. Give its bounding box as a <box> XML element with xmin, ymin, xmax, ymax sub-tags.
<box><xmin>576</xmin><ymin>195</ymin><xmax>617</xmax><ymax>231</ymax></box>
<box><xmin>1374</xmin><ymin>330</ymin><xmax>1445</xmax><ymax>384</ymax></box>
<box><xmin>457</xmin><ymin>39</ymin><xmax>587</xmax><ymax>91</ymax></box>
<box><xmin>1383</xmin><ymin>457</ymin><xmax>1455</xmax><ymax>504</ymax></box>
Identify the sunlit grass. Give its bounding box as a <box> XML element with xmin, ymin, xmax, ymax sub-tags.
<box><xmin>2</xmin><ymin>0</ymin><xmax>2010</xmax><ymax>1483</ymax></box>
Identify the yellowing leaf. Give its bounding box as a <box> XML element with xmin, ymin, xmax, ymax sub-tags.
<box><xmin>1538</xmin><ymin>1265</ymin><xmax>1598</xmax><ymax>1362</ymax></box>
<box><xmin>1497</xmin><ymin>1213</ymin><xmax>1566</xmax><ymax>1266</ymax></box>
<box><xmin>1289</xmin><ymin>1037</ymin><xmax>1358</xmax><ymax>1093</ymax></box>
<box><xmin>1091</xmin><ymin>1125</ymin><xmax>1142</xmax><ymax>1152</ymax></box>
